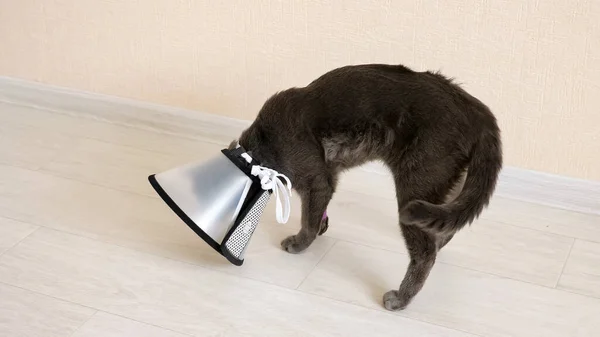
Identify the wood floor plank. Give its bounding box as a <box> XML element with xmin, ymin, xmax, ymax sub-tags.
<box><xmin>299</xmin><ymin>241</ymin><xmax>600</xmax><ymax>337</ymax></box>
<box><xmin>483</xmin><ymin>197</ymin><xmax>600</xmax><ymax>243</ymax></box>
<box><xmin>0</xmin><ymin>229</ymin><xmax>474</xmax><ymax>337</ymax></box>
<box><xmin>0</xmin><ymin>122</ymin><xmax>74</xmax><ymax>170</ymax></box>
<box><xmin>0</xmin><ymin>165</ymin><xmax>334</xmax><ymax>289</ymax></box>
<box><xmin>0</xmin><ymin>283</ymin><xmax>95</xmax><ymax>337</ymax></box>
<box><xmin>40</xmin><ymin>137</ymin><xmax>221</xmax><ymax>196</ymax></box>
<box><xmin>323</xmin><ymin>191</ymin><xmax>575</xmax><ymax>287</ymax></box>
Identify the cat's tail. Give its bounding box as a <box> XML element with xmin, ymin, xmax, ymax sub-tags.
<box><xmin>399</xmin><ymin>129</ymin><xmax>502</xmax><ymax>235</ymax></box>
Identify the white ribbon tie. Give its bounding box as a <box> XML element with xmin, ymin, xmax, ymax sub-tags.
<box><xmin>250</xmin><ymin>165</ymin><xmax>292</xmax><ymax>224</ymax></box>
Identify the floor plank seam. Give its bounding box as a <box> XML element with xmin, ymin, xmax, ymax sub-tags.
<box><xmin>0</xmin><ymin>281</ymin><xmax>100</xmax><ymax>313</ymax></box>
<box><xmin>0</xmin><ymin>224</ymin><xmax>41</xmax><ymax>258</ymax></box>
<box><xmin>85</xmin><ymin>311</ymin><xmax>197</xmax><ymax>337</ymax></box>
<box><xmin>67</xmin><ymin>310</ymin><xmax>98</xmax><ymax>337</ymax></box>
<box><xmin>295</xmin><ymin>240</ymin><xmax>339</xmax><ymax>290</ymax></box>
<box><xmin>554</xmin><ymin>239</ymin><xmax>576</xmax><ymax>289</ymax></box>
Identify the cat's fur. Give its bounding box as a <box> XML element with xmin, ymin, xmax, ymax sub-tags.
<box><xmin>232</xmin><ymin>64</ymin><xmax>502</xmax><ymax>310</ymax></box>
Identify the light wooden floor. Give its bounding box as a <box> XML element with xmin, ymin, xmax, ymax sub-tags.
<box><xmin>1</xmin><ymin>100</ymin><xmax>599</xmax><ymax>337</ymax></box>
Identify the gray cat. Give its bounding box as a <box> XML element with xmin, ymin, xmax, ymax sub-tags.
<box><xmin>232</xmin><ymin>64</ymin><xmax>502</xmax><ymax>310</ymax></box>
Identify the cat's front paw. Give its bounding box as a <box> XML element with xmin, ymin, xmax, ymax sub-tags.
<box><xmin>383</xmin><ymin>290</ymin><xmax>408</xmax><ymax>311</ymax></box>
<box><xmin>281</xmin><ymin>235</ymin><xmax>309</xmax><ymax>254</ymax></box>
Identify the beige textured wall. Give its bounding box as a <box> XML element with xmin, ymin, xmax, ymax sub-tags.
<box><xmin>1</xmin><ymin>1</ymin><xmax>599</xmax><ymax>180</ymax></box>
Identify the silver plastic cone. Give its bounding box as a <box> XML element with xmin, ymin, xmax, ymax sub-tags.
<box><xmin>148</xmin><ymin>148</ymin><xmax>271</xmax><ymax>266</ymax></box>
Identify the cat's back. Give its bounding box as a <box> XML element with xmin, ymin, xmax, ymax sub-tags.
<box><xmin>298</xmin><ymin>64</ymin><xmax>455</xmax><ymax>124</ymax></box>
<box><xmin>306</xmin><ymin>64</ymin><xmax>417</xmax><ymax>91</ymax></box>
<box><xmin>255</xmin><ymin>64</ymin><xmax>494</xmax><ymax>139</ymax></box>
<box><xmin>303</xmin><ymin>64</ymin><xmax>491</xmax><ymax>124</ymax></box>
<box><xmin>306</xmin><ymin>64</ymin><xmax>464</xmax><ymax>98</ymax></box>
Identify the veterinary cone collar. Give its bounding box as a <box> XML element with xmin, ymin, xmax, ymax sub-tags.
<box><xmin>148</xmin><ymin>146</ymin><xmax>291</xmax><ymax>265</ymax></box>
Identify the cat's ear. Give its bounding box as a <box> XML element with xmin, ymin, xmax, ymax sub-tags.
<box><xmin>227</xmin><ymin>139</ymin><xmax>238</xmax><ymax>150</ymax></box>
